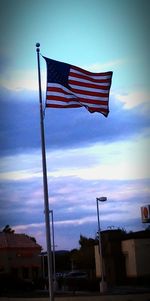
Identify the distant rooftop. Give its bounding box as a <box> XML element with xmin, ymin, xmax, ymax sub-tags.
<box><xmin>101</xmin><ymin>229</ymin><xmax>150</xmax><ymax>241</ymax></box>
<box><xmin>0</xmin><ymin>232</ymin><xmax>42</xmax><ymax>250</ymax></box>
<box><xmin>124</xmin><ymin>230</ymin><xmax>150</xmax><ymax>240</ymax></box>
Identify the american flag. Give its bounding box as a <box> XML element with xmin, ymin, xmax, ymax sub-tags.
<box><xmin>43</xmin><ymin>57</ymin><xmax>113</xmax><ymax>117</ymax></box>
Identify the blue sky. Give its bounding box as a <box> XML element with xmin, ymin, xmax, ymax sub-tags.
<box><xmin>0</xmin><ymin>0</ymin><xmax>150</xmax><ymax>250</ymax></box>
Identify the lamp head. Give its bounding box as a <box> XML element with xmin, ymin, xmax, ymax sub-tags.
<box><xmin>96</xmin><ymin>197</ymin><xmax>107</xmax><ymax>202</ymax></box>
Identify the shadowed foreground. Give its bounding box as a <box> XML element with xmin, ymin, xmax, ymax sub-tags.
<box><xmin>1</xmin><ymin>291</ymin><xmax>150</xmax><ymax>301</ymax></box>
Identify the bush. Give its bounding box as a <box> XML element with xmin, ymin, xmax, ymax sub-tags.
<box><xmin>0</xmin><ymin>273</ymin><xmax>35</xmax><ymax>294</ymax></box>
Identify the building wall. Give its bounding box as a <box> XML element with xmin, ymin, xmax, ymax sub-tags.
<box><xmin>95</xmin><ymin>234</ymin><xmax>150</xmax><ymax>285</ymax></box>
<box><xmin>0</xmin><ymin>248</ymin><xmax>41</xmax><ymax>279</ymax></box>
<box><xmin>94</xmin><ymin>245</ymin><xmax>125</xmax><ymax>285</ymax></box>
<box><xmin>134</xmin><ymin>239</ymin><xmax>150</xmax><ymax>276</ymax></box>
<box><xmin>121</xmin><ymin>239</ymin><xmax>137</xmax><ymax>277</ymax></box>
<box><xmin>121</xmin><ymin>238</ymin><xmax>150</xmax><ymax>278</ymax></box>
<box><xmin>94</xmin><ymin>245</ymin><xmax>101</xmax><ymax>278</ymax></box>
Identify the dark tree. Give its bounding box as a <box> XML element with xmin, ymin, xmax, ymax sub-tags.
<box><xmin>2</xmin><ymin>225</ymin><xmax>15</xmax><ymax>233</ymax></box>
<box><xmin>70</xmin><ymin>235</ymin><xmax>96</xmax><ymax>274</ymax></box>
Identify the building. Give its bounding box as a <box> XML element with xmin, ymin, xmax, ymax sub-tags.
<box><xmin>95</xmin><ymin>229</ymin><xmax>126</xmax><ymax>285</ymax></box>
<box><xmin>0</xmin><ymin>232</ymin><xmax>42</xmax><ymax>281</ymax></box>
<box><xmin>122</xmin><ymin>233</ymin><xmax>150</xmax><ymax>283</ymax></box>
<box><xmin>95</xmin><ymin>230</ymin><xmax>150</xmax><ymax>286</ymax></box>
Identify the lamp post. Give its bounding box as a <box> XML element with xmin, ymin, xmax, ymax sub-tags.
<box><xmin>96</xmin><ymin>197</ymin><xmax>107</xmax><ymax>293</ymax></box>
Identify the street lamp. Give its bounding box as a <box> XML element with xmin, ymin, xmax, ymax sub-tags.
<box><xmin>96</xmin><ymin>197</ymin><xmax>107</xmax><ymax>293</ymax></box>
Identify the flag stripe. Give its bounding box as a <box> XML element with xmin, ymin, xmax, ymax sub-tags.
<box><xmin>71</xmin><ymin>65</ymin><xmax>112</xmax><ymax>77</ymax></box>
<box><xmin>47</xmin><ymin>87</ymin><xmax>109</xmax><ymax>101</ymax></box>
<box><xmin>70</xmin><ymin>71</ymin><xmax>112</xmax><ymax>81</ymax></box>
<box><xmin>69</xmin><ymin>70</ymin><xmax>112</xmax><ymax>82</ymax></box>
<box><xmin>69</xmin><ymin>86</ymin><xmax>109</xmax><ymax>96</ymax></box>
<box><xmin>46</xmin><ymin>103</ymin><xmax>81</xmax><ymax>108</ymax></box>
<box><xmin>47</xmin><ymin>83</ymin><xmax>109</xmax><ymax>97</ymax></box>
<box><xmin>47</xmin><ymin>84</ymin><xmax>75</xmax><ymax>97</ymax></box>
<box><xmin>46</xmin><ymin>94</ymin><xmax>108</xmax><ymax>104</ymax></box>
<box><xmin>70</xmin><ymin>84</ymin><xmax>109</xmax><ymax>94</ymax></box>
<box><xmin>69</xmin><ymin>75</ymin><xmax>111</xmax><ymax>86</ymax></box>
<box><xmin>47</xmin><ymin>84</ymin><xmax>109</xmax><ymax>100</ymax></box>
<box><xmin>46</xmin><ymin>100</ymin><xmax>81</xmax><ymax>106</ymax></box>
<box><xmin>46</xmin><ymin>100</ymin><xmax>108</xmax><ymax>109</ymax></box>
<box><xmin>69</xmin><ymin>79</ymin><xmax>110</xmax><ymax>90</ymax></box>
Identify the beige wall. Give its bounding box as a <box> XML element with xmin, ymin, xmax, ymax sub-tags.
<box><xmin>95</xmin><ymin>237</ymin><xmax>150</xmax><ymax>281</ymax></box>
<box><xmin>94</xmin><ymin>245</ymin><xmax>101</xmax><ymax>277</ymax></box>
<box><xmin>95</xmin><ymin>245</ymin><xmax>107</xmax><ymax>278</ymax></box>
<box><xmin>121</xmin><ymin>239</ymin><xmax>137</xmax><ymax>277</ymax></box>
<box><xmin>121</xmin><ymin>238</ymin><xmax>150</xmax><ymax>277</ymax></box>
<box><xmin>134</xmin><ymin>239</ymin><xmax>150</xmax><ymax>276</ymax></box>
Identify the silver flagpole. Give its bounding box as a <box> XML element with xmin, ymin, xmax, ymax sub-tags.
<box><xmin>36</xmin><ymin>43</ymin><xmax>54</xmax><ymax>301</ymax></box>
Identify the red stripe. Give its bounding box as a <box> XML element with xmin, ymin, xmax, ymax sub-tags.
<box><xmin>69</xmin><ymin>79</ymin><xmax>110</xmax><ymax>90</ymax></box>
<box><xmin>88</xmin><ymin>107</ymin><xmax>109</xmax><ymax>116</ymax></box>
<box><xmin>47</xmin><ymin>95</ymin><xmax>76</xmax><ymax>102</ymax></box>
<box><xmin>46</xmin><ymin>103</ymin><xmax>81</xmax><ymax>108</ymax></box>
<box><xmin>80</xmin><ymin>99</ymin><xmax>108</xmax><ymax>105</ymax></box>
<box><xmin>70</xmin><ymin>87</ymin><xmax>108</xmax><ymax>97</ymax></box>
<box><xmin>69</xmin><ymin>71</ymin><xmax>112</xmax><ymax>83</ymax></box>
<box><xmin>47</xmin><ymin>86</ymin><xmax>70</xmax><ymax>95</ymax></box>
<box><xmin>71</xmin><ymin>65</ymin><xmax>113</xmax><ymax>77</ymax></box>
<box><xmin>47</xmin><ymin>95</ymin><xmax>108</xmax><ymax>106</ymax></box>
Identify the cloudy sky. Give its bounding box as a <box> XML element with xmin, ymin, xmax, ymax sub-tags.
<box><xmin>0</xmin><ymin>0</ymin><xmax>150</xmax><ymax>251</ymax></box>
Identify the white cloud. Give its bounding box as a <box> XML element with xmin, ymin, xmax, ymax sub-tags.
<box><xmin>13</xmin><ymin>223</ymin><xmax>44</xmax><ymax>232</ymax></box>
<box><xmin>0</xmin><ymin>136</ymin><xmax>149</xmax><ymax>182</ymax></box>
<box><xmin>0</xmin><ymin>152</ymin><xmax>42</xmax><ymax>181</ymax></box>
<box><xmin>48</xmin><ymin>136</ymin><xmax>150</xmax><ymax>181</ymax></box>
<box><xmin>84</xmin><ymin>59</ymin><xmax>126</xmax><ymax>72</ymax></box>
<box><xmin>55</xmin><ymin>216</ymin><xmax>96</xmax><ymax>226</ymax></box>
<box><xmin>1</xmin><ymin>69</ymin><xmax>46</xmax><ymax>92</ymax></box>
<box><xmin>0</xmin><ymin>58</ymin><xmax>124</xmax><ymax>91</ymax></box>
<box><xmin>116</xmin><ymin>90</ymin><xmax>150</xmax><ymax>110</ymax></box>
<box><xmin>0</xmin><ymin>170</ymin><xmax>42</xmax><ymax>181</ymax></box>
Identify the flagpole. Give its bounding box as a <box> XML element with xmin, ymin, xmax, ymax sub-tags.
<box><xmin>36</xmin><ymin>43</ymin><xmax>54</xmax><ymax>301</ymax></box>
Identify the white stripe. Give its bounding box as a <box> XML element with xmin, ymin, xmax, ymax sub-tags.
<box><xmin>46</xmin><ymin>100</ymin><xmax>81</xmax><ymax>106</ymax></box>
<box><xmin>70</xmin><ymin>84</ymin><xmax>109</xmax><ymax>93</ymax></box>
<box><xmin>70</xmin><ymin>68</ymin><xmax>112</xmax><ymax>80</ymax></box>
<box><xmin>47</xmin><ymin>91</ymin><xmax>76</xmax><ymax>99</ymax></box>
<box><xmin>74</xmin><ymin>93</ymin><xmax>108</xmax><ymax>101</ymax></box>
<box><xmin>47</xmin><ymin>82</ymin><xmax>71</xmax><ymax>93</ymax></box>
<box><xmin>69</xmin><ymin>76</ymin><xmax>110</xmax><ymax>86</ymax></box>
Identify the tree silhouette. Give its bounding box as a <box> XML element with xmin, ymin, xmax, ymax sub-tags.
<box><xmin>2</xmin><ymin>225</ymin><xmax>15</xmax><ymax>233</ymax></box>
<box><xmin>71</xmin><ymin>235</ymin><xmax>96</xmax><ymax>272</ymax></box>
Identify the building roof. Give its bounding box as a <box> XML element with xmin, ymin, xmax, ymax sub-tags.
<box><xmin>0</xmin><ymin>232</ymin><xmax>42</xmax><ymax>250</ymax></box>
<box><xmin>100</xmin><ymin>229</ymin><xmax>150</xmax><ymax>243</ymax></box>
<box><xmin>123</xmin><ymin>230</ymin><xmax>150</xmax><ymax>240</ymax></box>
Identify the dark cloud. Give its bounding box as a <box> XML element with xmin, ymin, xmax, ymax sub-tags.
<box><xmin>0</xmin><ymin>88</ymin><xmax>149</xmax><ymax>156</ymax></box>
